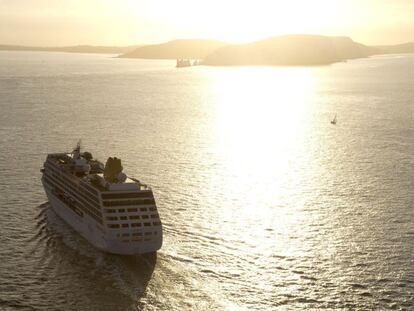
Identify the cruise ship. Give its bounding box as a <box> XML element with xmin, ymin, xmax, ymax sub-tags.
<box><xmin>40</xmin><ymin>142</ymin><xmax>162</xmax><ymax>255</ymax></box>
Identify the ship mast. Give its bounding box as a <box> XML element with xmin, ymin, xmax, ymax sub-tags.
<box><xmin>72</xmin><ymin>140</ymin><xmax>81</xmax><ymax>159</ymax></box>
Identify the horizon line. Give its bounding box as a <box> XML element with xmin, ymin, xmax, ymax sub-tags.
<box><xmin>1</xmin><ymin>33</ymin><xmax>414</xmax><ymax>49</ymax></box>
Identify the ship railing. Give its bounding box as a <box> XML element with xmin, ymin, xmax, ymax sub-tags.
<box><xmin>140</xmin><ymin>184</ymin><xmax>150</xmax><ymax>190</ymax></box>
<box><xmin>129</xmin><ymin>177</ymin><xmax>151</xmax><ymax>190</ymax></box>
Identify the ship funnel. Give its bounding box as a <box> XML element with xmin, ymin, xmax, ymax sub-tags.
<box><xmin>104</xmin><ymin>157</ymin><xmax>123</xmax><ymax>182</ymax></box>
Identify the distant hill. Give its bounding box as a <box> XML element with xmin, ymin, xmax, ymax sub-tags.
<box><xmin>203</xmin><ymin>35</ymin><xmax>378</xmax><ymax>66</ymax></box>
<box><xmin>375</xmin><ymin>42</ymin><xmax>414</xmax><ymax>54</ymax></box>
<box><xmin>119</xmin><ymin>39</ymin><xmax>227</xmax><ymax>59</ymax></box>
<box><xmin>3</xmin><ymin>36</ymin><xmax>414</xmax><ymax>65</ymax></box>
<box><xmin>0</xmin><ymin>44</ymin><xmax>139</xmax><ymax>54</ymax></box>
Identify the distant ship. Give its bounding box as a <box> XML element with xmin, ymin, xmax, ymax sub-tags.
<box><xmin>40</xmin><ymin>142</ymin><xmax>162</xmax><ymax>255</ymax></box>
<box><xmin>176</xmin><ymin>59</ymin><xmax>191</xmax><ymax>68</ymax></box>
<box><xmin>192</xmin><ymin>59</ymin><xmax>201</xmax><ymax>66</ymax></box>
<box><xmin>331</xmin><ymin>114</ymin><xmax>337</xmax><ymax>125</ymax></box>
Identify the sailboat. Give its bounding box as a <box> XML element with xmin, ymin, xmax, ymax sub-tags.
<box><xmin>330</xmin><ymin>114</ymin><xmax>337</xmax><ymax>125</ymax></box>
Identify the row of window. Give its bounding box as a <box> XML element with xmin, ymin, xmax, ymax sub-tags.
<box><xmin>102</xmin><ymin>198</ymin><xmax>155</xmax><ymax>207</ymax></box>
<box><xmin>122</xmin><ymin>238</ymin><xmax>152</xmax><ymax>243</ymax></box>
<box><xmin>106</xmin><ymin>214</ymin><xmax>158</xmax><ymax>221</ymax></box>
<box><xmin>43</xmin><ymin>177</ymin><xmax>103</xmax><ymax>225</ymax></box>
<box><xmin>107</xmin><ymin>221</ymin><xmax>161</xmax><ymax>229</ymax></box>
<box><xmin>44</xmin><ymin>170</ymin><xmax>102</xmax><ymax>220</ymax></box>
<box><xmin>77</xmin><ymin>184</ymin><xmax>100</xmax><ymax>206</ymax></box>
<box><xmin>117</xmin><ymin>231</ymin><xmax>158</xmax><ymax>237</ymax></box>
<box><xmin>101</xmin><ymin>191</ymin><xmax>153</xmax><ymax>200</ymax></box>
<box><xmin>46</xmin><ymin>161</ymin><xmax>100</xmax><ymax>207</ymax></box>
<box><xmin>46</xmin><ymin>172</ymin><xmax>102</xmax><ymax>219</ymax></box>
<box><xmin>104</xmin><ymin>206</ymin><xmax>156</xmax><ymax>214</ymax></box>
<box><xmin>81</xmin><ymin>180</ymin><xmax>99</xmax><ymax>195</ymax></box>
<box><xmin>78</xmin><ymin>182</ymin><xmax>100</xmax><ymax>204</ymax></box>
<box><xmin>82</xmin><ymin>205</ymin><xmax>103</xmax><ymax>225</ymax></box>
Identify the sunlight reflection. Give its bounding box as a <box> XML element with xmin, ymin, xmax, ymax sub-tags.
<box><xmin>212</xmin><ymin>67</ymin><xmax>316</xmax><ymax>177</ymax></box>
<box><xmin>203</xmin><ymin>67</ymin><xmax>321</xmax><ymax>257</ymax></box>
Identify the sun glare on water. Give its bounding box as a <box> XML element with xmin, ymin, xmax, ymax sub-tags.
<box><xmin>199</xmin><ymin>66</ymin><xmax>324</xmax><ymax>259</ymax></box>
<box><xmin>212</xmin><ymin>67</ymin><xmax>316</xmax><ymax>170</ymax></box>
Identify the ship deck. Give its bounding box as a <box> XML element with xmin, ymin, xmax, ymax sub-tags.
<box><xmin>47</xmin><ymin>153</ymin><xmax>150</xmax><ymax>193</ymax></box>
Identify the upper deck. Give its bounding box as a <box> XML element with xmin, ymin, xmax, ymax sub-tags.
<box><xmin>45</xmin><ymin>152</ymin><xmax>151</xmax><ymax>194</ymax></box>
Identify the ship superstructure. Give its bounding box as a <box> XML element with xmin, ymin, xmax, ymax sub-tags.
<box><xmin>41</xmin><ymin>142</ymin><xmax>162</xmax><ymax>255</ymax></box>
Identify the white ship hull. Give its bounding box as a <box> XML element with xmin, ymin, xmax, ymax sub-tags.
<box><xmin>43</xmin><ymin>180</ymin><xmax>162</xmax><ymax>255</ymax></box>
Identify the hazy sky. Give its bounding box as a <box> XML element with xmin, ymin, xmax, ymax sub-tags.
<box><xmin>1</xmin><ymin>0</ymin><xmax>413</xmax><ymax>46</ymax></box>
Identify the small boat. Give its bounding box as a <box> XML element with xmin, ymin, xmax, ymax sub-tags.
<box><xmin>330</xmin><ymin>114</ymin><xmax>337</xmax><ymax>125</ymax></box>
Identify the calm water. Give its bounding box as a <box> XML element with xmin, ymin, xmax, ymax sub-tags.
<box><xmin>0</xmin><ymin>51</ymin><xmax>413</xmax><ymax>310</ymax></box>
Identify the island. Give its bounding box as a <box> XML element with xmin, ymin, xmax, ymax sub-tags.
<box><xmin>202</xmin><ymin>35</ymin><xmax>378</xmax><ymax>66</ymax></box>
<box><xmin>119</xmin><ymin>34</ymin><xmax>382</xmax><ymax>66</ymax></box>
<box><xmin>119</xmin><ymin>35</ymin><xmax>414</xmax><ymax>66</ymax></box>
<box><xmin>2</xmin><ymin>35</ymin><xmax>414</xmax><ymax>66</ymax></box>
<box><xmin>118</xmin><ymin>39</ymin><xmax>227</xmax><ymax>60</ymax></box>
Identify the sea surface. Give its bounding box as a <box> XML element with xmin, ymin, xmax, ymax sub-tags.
<box><xmin>0</xmin><ymin>51</ymin><xmax>413</xmax><ymax>310</ymax></box>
